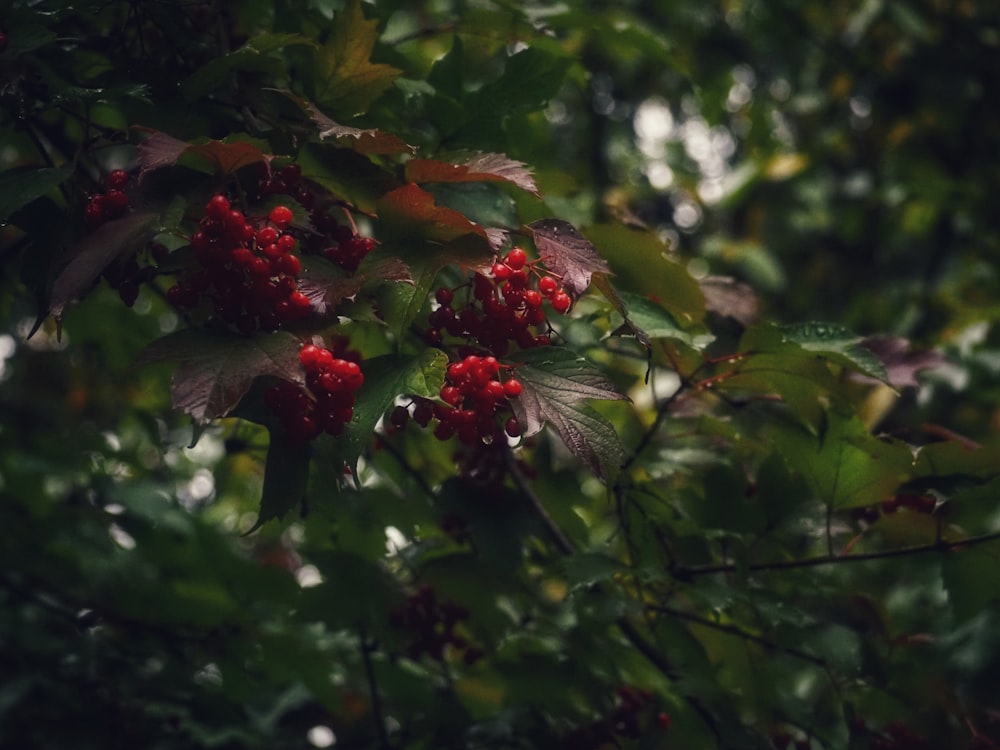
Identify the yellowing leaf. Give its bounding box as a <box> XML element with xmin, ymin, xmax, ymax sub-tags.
<box><xmin>313</xmin><ymin>0</ymin><xmax>401</xmax><ymax>116</ymax></box>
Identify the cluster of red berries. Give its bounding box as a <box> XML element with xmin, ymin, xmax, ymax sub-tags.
<box><xmin>561</xmin><ymin>685</ymin><xmax>670</xmax><ymax>748</ymax></box>
<box><xmin>391</xmin><ymin>354</ymin><xmax>523</xmax><ymax>447</ymax></box>
<box><xmin>389</xmin><ymin>584</ymin><xmax>483</xmax><ymax>665</ymax></box>
<box><xmin>425</xmin><ymin>247</ymin><xmax>571</xmax><ymax>356</ymax></box>
<box><xmin>610</xmin><ymin>685</ymin><xmax>670</xmax><ymax>740</ymax></box>
<box><xmin>84</xmin><ymin>169</ymin><xmax>131</xmax><ymax>230</ymax></box>
<box><xmin>166</xmin><ymin>194</ymin><xmax>310</xmax><ymax>333</ymax></box>
<box><xmin>257</xmin><ymin>163</ymin><xmax>376</xmax><ymax>272</ymax></box>
<box><xmin>265</xmin><ymin>340</ymin><xmax>364</xmax><ymax>443</ymax></box>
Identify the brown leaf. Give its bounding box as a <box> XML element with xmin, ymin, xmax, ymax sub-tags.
<box><xmin>699</xmin><ymin>275</ymin><xmax>759</xmax><ymax>326</ymax></box>
<box><xmin>136</xmin><ymin>330</ymin><xmax>303</xmax><ymax>422</ymax></box>
<box><xmin>530</xmin><ymin>218</ymin><xmax>611</xmax><ymax>297</ymax></box>
<box><xmin>376</xmin><ymin>183</ymin><xmax>491</xmax><ymax>245</ymax></box>
<box><xmin>405</xmin><ymin>152</ymin><xmax>539</xmax><ymax>196</ymax></box>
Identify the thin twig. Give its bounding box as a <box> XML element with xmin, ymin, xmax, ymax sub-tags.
<box><xmin>359</xmin><ymin>628</ymin><xmax>391</xmax><ymax>749</ymax></box>
<box><xmin>678</xmin><ymin>529</ymin><xmax>1000</xmax><ymax>577</ymax></box>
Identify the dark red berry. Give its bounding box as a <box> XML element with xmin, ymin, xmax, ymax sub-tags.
<box><xmin>269</xmin><ymin>205</ymin><xmax>294</xmax><ymax>228</ymax></box>
<box><xmin>106</xmin><ymin>169</ymin><xmax>129</xmax><ymax>190</ymax></box>
<box><xmin>538</xmin><ymin>276</ymin><xmax>558</xmax><ymax>296</ymax></box>
<box><xmin>505</xmin><ymin>247</ymin><xmax>527</xmax><ymax>269</ymax></box>
<box><xmin>502</xmin><ymin>379</ymin><xmax>523</xmax><ymax>398</ymax></box>
<box><xmin>551</xmin><ymin>290</ymin><xmax>571</xmax><ymax>313</ymax></box>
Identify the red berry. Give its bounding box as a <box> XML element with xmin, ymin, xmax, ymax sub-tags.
<box><xmin>106</xmin><ymin>169</ymin><xmax>129</xmax><ymax>190</ymax></box>
<box><xmin>538</xmin><ymin>276</ymin><xmax>558</xmax><ymax>295</ymax></box>
<box><xmin>503</xmin><ymin>379</ymin><xmax>523</xmax><ymax>398</ymax></box>
<box><xmin>206</xmin><ymin>194</ymin><xmax>230</xmax><ymax>220</ymax></box>
<box><xmin>278</xmin><ymin>254</ymin><xmax>301</xmax><ymax>276</ymax></box>
<box><xmin>390</xmin><ymin>405</ymin><xmax>410</xmax><ymax>428</ymax></box>
<box><xmin>84</xmin><ymin>200</ymin><xmax>105</xmax><ymax>228</ymax></box>
<box><xmin>256</xmin><ymin>226</ymin><xmax>279</xmax><ymax>247</ymax></box>
<box><xmin>550</xmin><ymin>290</ymin><xmax>571</xmax><ymax>313</ymax></box>
<box><xmin>491</xmin><ymin>262</ymin><xmax>511</xmax><ymax>280</ymax></box>
<box><xmin>277</xmin><ymin>234</ymin><xmax>297</xmax><ymax>254</ymax></box>
<box><xmin>505</xmin><ymin>247</ymin><xmax>527</xmax><ymax>270</ymax></box>
<box><xmin>523</xmin><ymin>289</ymin><xmax>543</xmax><ymax>308</ymax></box>
<box><xmin>504</xmin><ymin>417</ymin><xmax>522</xmax><ymax>438</ymax></box>
<box><xmin>269</xmin><ymin>205</ymin><xmax>294</xmax><ymax>228</ymax></box>
<box><xmin>435</xmin><ymin>287</ymin><xmax>454</xmax><ymax>306</ymax></box>
<box><xmin>104</xmin><ymin>189</ymin><xmax>130</xmax><ymax>217</ymax></box>
<box><xmin>279</xmin><ymin>163</ymin><xmax>301</xmax><ymax>186</ymax></box>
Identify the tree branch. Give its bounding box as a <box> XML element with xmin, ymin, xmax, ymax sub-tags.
<box><xmin>677</xmin><ymin>529</ymin><xmax>1000</xmax><ymax>577</ymax></box>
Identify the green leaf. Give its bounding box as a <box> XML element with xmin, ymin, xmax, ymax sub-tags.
<box><xmin>769</xmin><ymin>410</ymin><xmax>912</xmax><ymax>509</ymax></box>
<box><xmin>561</xmin><ymin>552</ymin><xmax>627</xmax><ymax>589</ymax></box>
<box><xmin>509</xmin><ymin>348</ymin><xmax>628</xmax><ymax>479</ymax></box>
<box><xmin>251</xmin><ymin>430</ymin><xmax>311</xmax><ymax>531</ymax></box>
<box><xmin>312</xmin><ymin>0</ymin><xmax>402</xmax><ymax>116</ymax></box>
<box><xmin>270</xmin><ymin>90</ymin><xmax>412</xmax><ymax>155</ymax></box>
<box><xmin>180</xmin><ymin>33</ymin><xmax>315</xmax><ymax>101</ymax></box>
<box><xmin>322</xmin><ymin>349</ymin><xmax>449</xmax><ymax>472</ymax></box>
<box><xmin>613</xmin><ymin>290</ymin><xmax>715</xmax><ymax>349</ymax></box>
<box><xmin>775</xmin><ymin>321</ymin><xmax>889</xmax><ymax>383</ymax></box>
<box><xmin>136</xmin><ymin>330</ymin><xmax>303</xmax><ymax>422</ymax></box>
<box><xmin>718</xmin><ymin>351</ymin><xmax>843</xmax><ymax>431</ymax></box>
<box><xmin>584</xmin><ymin>223</ymin><xmax>706</xmax><ymax>325</ymax></box>
<box><xmin>0</xmin><ymin>165</ymin><xmax>73</xmax><ymax>223</ymax></box>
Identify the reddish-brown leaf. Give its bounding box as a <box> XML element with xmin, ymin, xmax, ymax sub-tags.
<box><xmin>530</xmin><ymin>218</ymin><xmax>611</xmax><ymax>297</ymax></box>
<box><xmin>376</xmin><ymin>183</ymin><xmax>491</xmax><ymax>245</ymax></box>
<box><xmin>136</xmin><ymin>130</ymin><xmax>272</xmax><ymax>177</ymax></box>
<box><xmin>405</xmin><ymin>152</ymin><xmax>539</xmax><ymax>196</ymax></box>
<box><xmin>271</xmin><ymin>89</ymin><xmax>412</xmax><ymax>155</ymax></box>
<box><xmin>297</xmin><ymin>254</ymin><xmax>411</xmax><ymax>314</ymax></box>
<box><xmin>49</xmin><ymin>212</ymin><xmax>160</xmax><ymax>321</ymax></box>
<box><xmin>136</xmin><ymin>330</ymin><xmax>303</xmax><ymax>422</ymax></box>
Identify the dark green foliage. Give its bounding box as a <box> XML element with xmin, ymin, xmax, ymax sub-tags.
<box><xmin>3</xmin><ymin>1</ymin><xmax>1000</xmax><ymax>749</ymax></box>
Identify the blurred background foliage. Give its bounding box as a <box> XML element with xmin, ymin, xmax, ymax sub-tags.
<box><xmin>3</xmin><ymin>1</ymin><xmax>1000</xmax><ymax>749</ymax></box>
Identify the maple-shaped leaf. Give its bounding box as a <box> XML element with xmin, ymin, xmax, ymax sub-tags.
<box><xmin>530</xmin><ymin>218</ymin><xmax>612</xmax><ymax>298</ymax></box>
<box><xmin>312</xmin><ymin>0</ymin><xmax>402</xmax><ymax>116</ymax></box>
<box><xmin>188</xmin><ymin>139</ymin><xmax>271</xmax><ymax>175</ymax></box>
<box><xmin>376</xmin><ymin>183</ymin><xmax>492</xmax><ymax>247</ymax></box>
<box><xmin>136</xmin><ymin>330</ymin><xmax>302</xmax><ymax>422</ymax></box>
<box><xmin>135</xmin><ymin>129</ymin><xmax>271</xmax><ymax>178</ymax></box>
<box><xmin>48</xmin><ymin>212</ymin><xmax>160</xmax><ymax>322</ymax></box>
<box><xmin>508</xmin><ymin>347</ymin><xmax>628</xmax><ymax>479</ymax></box>
<box><xmin>135</xmin><ymin>130</ymin><xmax>190</xmax><ymax>178</ymax></box>
<box><xmin>855</xmin><ymin>336</ymin><xmax>948</xmax><ymax>389</ymax></box>
<box><xmin>297</xmin><ymin>253</ymin><xmax>411</xmax><ymax>315</ymax></box>
<box><xmin>270</xmin><ymin>89</ymin><xmax>412</xmax><ymax>155</ymax></box>
<box><xmin>405</xmin><ymin>152</ymin><xmax>539</xmax><ymax>196</ymax></box>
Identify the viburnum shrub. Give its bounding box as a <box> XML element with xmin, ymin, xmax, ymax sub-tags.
<box><xmin>8</xmin><ymin>2</ymin><xmax>1000</xmax><ymax>750</ymax></box>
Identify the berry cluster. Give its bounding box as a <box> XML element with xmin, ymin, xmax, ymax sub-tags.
<box><xmin>389</xmin><ymin>584</ymin><xmax>482</xmax><ymax>665</ymax></box>
<box><xmin>84</xmin><ymin>169</ymin><xmax>131</xmax><ymax>230</ymax></box>
<box><xmin>560</xmin><ymin>685</ymin><xmax>670</xmax><ymax>749</ymax></box>
<box><xmin>426</xmin><ymin>247</ymin><xmax>571</xmax><ymax>356</ymax></box>
<box><xmin>257</xmin><ymin>163</ymin><xmax>375</xmax><ymax>272</ymax></box>
<box><xmin>265</xmin><ymin>340</ymin><xmax>364</xmax><ymax>443</ymax></box>
<box><xmin>167</xmin><ymin>194</ymin><xmax>310</xmax><ymax>333</ymax></box>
